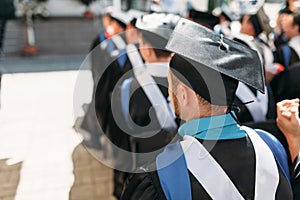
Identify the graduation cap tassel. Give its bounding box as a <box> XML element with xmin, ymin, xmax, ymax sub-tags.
<box><xmin>227</xmin><ymin>100</ymin><xmax>255</xmax><ymax>124</ymax></box>
<box><xmin>218</xmin><ymin>34</ymin><xmax>229</xmax><ymax>52</ymax></box>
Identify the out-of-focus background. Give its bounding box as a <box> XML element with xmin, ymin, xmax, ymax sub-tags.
<box><xmin>0</xmin><ymin>0</ymin><xmax>288</xmax><ymax>199</ymax></box>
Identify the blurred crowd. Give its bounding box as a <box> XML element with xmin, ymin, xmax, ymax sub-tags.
<box><xmin>0</xmin><ymin>0</ymin><xmax>295</xmax><ymax>199</ymax></box>
<box><xmin>73</xmin><ymin>1</ymin><xmax>300</xmax><ymax>199</ymax></box>
<box><xmin>1</xmin><ymin>0</ymin><xmax>299</xmax><ymax>199</ymax></box>
<box><xmin>74</xmin><ymin>0</ymin><xmax>300</xmax><ymax>199</ymax></box>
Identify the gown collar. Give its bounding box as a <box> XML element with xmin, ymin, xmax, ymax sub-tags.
<box><xmin>178</xmin><ymin>113</ymin><xmax>246</xmax><ymax>140</ymax></box>
<box><xmin>145</xmin><ymin>62</ymin><xmax>169</xmax><ymax>78</ymax></box>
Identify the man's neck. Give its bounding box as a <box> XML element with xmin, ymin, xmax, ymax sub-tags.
<box><xmin>199</xmin><ymin>108</ymin><xmax>228</xmax><ymax>118</ymax></box>
<box><xmin>184</xmin><ymin>106</ymin><xmax>228</xmax><ymax>122</ymax></box>
<box><xmin>147</xmin><ymin>56</ymin><xmax>171</xmax><ymax>63</ymax></box>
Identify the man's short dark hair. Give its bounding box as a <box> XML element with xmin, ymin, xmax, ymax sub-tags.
<box><xmin>112</xmin><ymin>18</ymin><xmax>127</xmax><ymax>30</ymax></box>
<box><xmin>240</xmin><ymin>14</ymin><xmax>262</xmax><ymax>36</ymax></box>
<box><xmin>140</xmin><ymin>32</ymin><xmax>172</xmax><ymax>58</ymax></box>
<box><xmin>292</xmin><ymin>12</ymin><xmax>300</xmax><ymax>32</ymax></box>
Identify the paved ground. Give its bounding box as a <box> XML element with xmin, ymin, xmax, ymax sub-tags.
<box><xmin>0</xmin><ymin>17</ymin><xmax>116</xmax><ymax>200</ymax></box>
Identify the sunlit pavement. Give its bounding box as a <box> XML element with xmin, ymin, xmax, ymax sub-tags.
<box><xmin>0</xmin><ymin>69</ymin><xmax>115</xmax><ymax>199</ymax></box>
<box><xmin>0</xmin><ymin>13</ymin><xmax>117</xmax><ymax>199</ymax></box>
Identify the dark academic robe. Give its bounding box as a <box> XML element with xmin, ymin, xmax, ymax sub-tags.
<box><xmin>232</xmin><ymin>87</ymin><xmax>276</xmax><ymax>123</ymax></box>
<box><xmin>232</xmin><ymin>36</ymin><xmax>276</xmax><ymax>124</ymax></box>
<box><xmin>119</xmin><ymin>65</ymin><xmax>177</xmax><ymax>157</ymax></box>
<box><xmin>275</xmin><ymin>45</ymin><xmax>300</xmax><ymax>69</ymax></box>
<box><xmin>80</xmin><ymin>32</ymin><xmax>115</xmax><ymax>148</ymax></box>
<box><xmin>270</xmin><ymin>63</ymin><xmax>300</xmax><ymax>103</ymax></box>
<box><xmin>96</xmin><ymin>56</ymin><xmax>135</xmax><ymax>199</ymax></box>
<box><xmin>292</xmin><ymin>156</ymin><xmax>300</xmax><ymax>200</ymax></box>
<box><xmin>80</xmin><ymin>33</ymin><xmax>131</xmax><ymax>143</ymax></box>
<box><xmin>121</xmin><ymin>152</ymin><xmax>299</xmax><ymax>200</ymax></box>
<box><xmin>108</xmin><ymin>63</ymin><xmax>178</xmax><ymax>198</ymax></box>
<box><xmin>120</xmin><ymin>114</ymin><xmax>293</xmax><ymax>200</ymax></box>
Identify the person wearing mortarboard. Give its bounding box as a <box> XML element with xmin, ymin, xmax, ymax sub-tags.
<box><xmin>79</xmin><ymin>10</ymin><xmax>134</xmax><ymax>144</ymax></box>
<box><xmin>96</xmin><ymin>13</ymin><xmax>181</xmax><ymax>199</ymax></box>
<box><xmin>116</xmin><ymin>13</ymin><xmax>181</xmax><ymax>151</ymax></box>
<box><xmin>78</xmin><ymin>12</ymin><xmax>145</xmax><ymax>141</ymax></box>
<box><xmin>82</xmin><ymin>10</ymin><xmax>150</xmax><ymax>199</ymax></box>
<box><xmin>232</xmin><ymin>8</ymin><xmax>299</xmax><ymax>157</ymax></box>
<box><xmin>120</xmin><ymin>18</ymin><xmax>293</xmax><ymax>200</ymax></box>
<box><xmin>232</xmin><ymin>6</ymin><xmax>281</xmax><ymax>124</ymax></box>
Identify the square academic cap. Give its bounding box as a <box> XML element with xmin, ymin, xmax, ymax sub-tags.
<box><xmin>188</xmin><ymin>9</ymin><xmax>219</xmax><ymax>29</ymax></box>
<box><xmin>135</xmin><ymin>13</ymin><xmax>181</xmax><ymax>40</ymax></box>
<box><xmin>135</xmin><ymin>13</ymin><xmax>181</xmax><ymax>49</ymax></box>
<box><xmin>110</xmin><ymin>10</ymin><xmax>133</xmax><ymax>26</ymax></box>
<box><xmin>166</xmin><ymin>18</ymin><xmax>265</xmax><ymax>105</ymax></box>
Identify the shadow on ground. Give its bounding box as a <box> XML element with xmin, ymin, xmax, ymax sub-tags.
<box><xmin>0</xmin><ymin>159</ymin><xmax>22</xmax><ymax>200</ymax></box>
<box><xmin>70</xmin><ymin>144</ymin><xmax>116</xmax><ymax>200</ymax></box>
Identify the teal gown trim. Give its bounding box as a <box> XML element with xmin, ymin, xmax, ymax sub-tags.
<box><xmin>178</xmin><ymin>113</ymin><xmax>247</xmax><ymax>140</ymax></box>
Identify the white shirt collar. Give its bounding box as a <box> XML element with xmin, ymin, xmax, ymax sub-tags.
<box><xmin>289</xmin><ymin>36</ymin><xmax>300</xmax><ymax>58</ymax></box>
<box><xmin>145</xmin><ymin>62</ymin><xmax>169</xmax><ymax>78</ymax></box>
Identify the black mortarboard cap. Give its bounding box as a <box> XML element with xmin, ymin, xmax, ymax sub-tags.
<box><xmin>166</xmin><ymin>18</ymin><xmax>265</xmax><ymax>106</ymax></box>
<box><xmin>110</xmin><ymin>10</ymin><xmax>133</xmax><ymax>27</ymax></box>
<box><xmin>136</xmin><ymin>13</ymin><xmax>181</xmax><ymax>40</ymax></box>
<box><xmin>135</xmin><ymin>13</ymin><xmax>181</xmax><ymax>49</ymax></box>
<box><xmin>188</xmin><ymin>9</ymin><xmax>219</xmax><ymax>29</ymax></box>
<box><xmin>126</xmin><ymin>9</ymin><xmax>148</xmax><ymax>26</ymax></box>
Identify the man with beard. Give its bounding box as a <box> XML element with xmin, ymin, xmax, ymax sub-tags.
<box><xmin>120</xmin><ymin>18</ymin><xmax>294</xmax><ymax>200</ymax></box>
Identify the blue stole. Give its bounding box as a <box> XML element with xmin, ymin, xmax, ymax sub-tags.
<box><xmin>282</xmin><ymin>44</ymin><xmax>291</xmax><ymax>68</ymax></box>
<box><xmin>156</xmin><ymin>141</ymin><xmax>191</xmax><ymax>200</ymax></box>
<box><xmin>99</xmin><ymin>32</ymin><xmax>127</xmax><ymax>68</ymax></box>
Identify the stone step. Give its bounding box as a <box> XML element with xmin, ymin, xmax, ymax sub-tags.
<box><xmin>3</xmin><ymin>17</ymin><xmax>103</xmax><ymax>56</ymax></box>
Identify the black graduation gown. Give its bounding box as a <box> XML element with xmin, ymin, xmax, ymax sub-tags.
<box><xmin>93</xmin><ymin>44</ymin><xmax>136</xmax><ymax>199</ymax></box>
<box><xmin>95</xmin><ymin>53</ymin><xmax>133</xmax><ymax>140</ymax></box>
<box><xmin>120</xmin><ymin>136</ymin><xmax>293</xmax><ymax>200</ymax></box>
<box><xmin>108</xmin><ymin>69</ymin><xmax>178</xmax><ymax>198</ymax></box>
<box><xmin>275</xmin><ymin>45</ymin><xmax>300</xmax><ymax>69</ymax></box>
<box><xmin>107</xmin><ymin>62</ymin><xmax>178</xmax><ymax>154</ymax></box>
<box><xmin>292</xmin><ymin>155</ymin><xmax>300</xmax><ymax>200</ymax></box>
<box><xmin>270</xmin><ymin>63</ymin><xmax>300</xmax><ymax>103</ymax></box>
<box><xmin>79</xmin><ymin>33</ymin><xmax>116</xmax><ymax>148</ymax></box>
<box><xmin>232</xmin><ymin>37</ymin><xmax>276</xmax><ymax>124</ymax></box>
<box><xmin>80</xmin><ymin>34</ymin><xmax>131</xmax><ymax>142</ymax></box>
<box><xmin>123</xmin><ymin>75</ymin><xmax>177</xmax><ymax>155</ymax></box>
<box><xmin>232</xmin><ymin>87</ymin><xmax>276</xmax><ymax>123</ymax></box>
